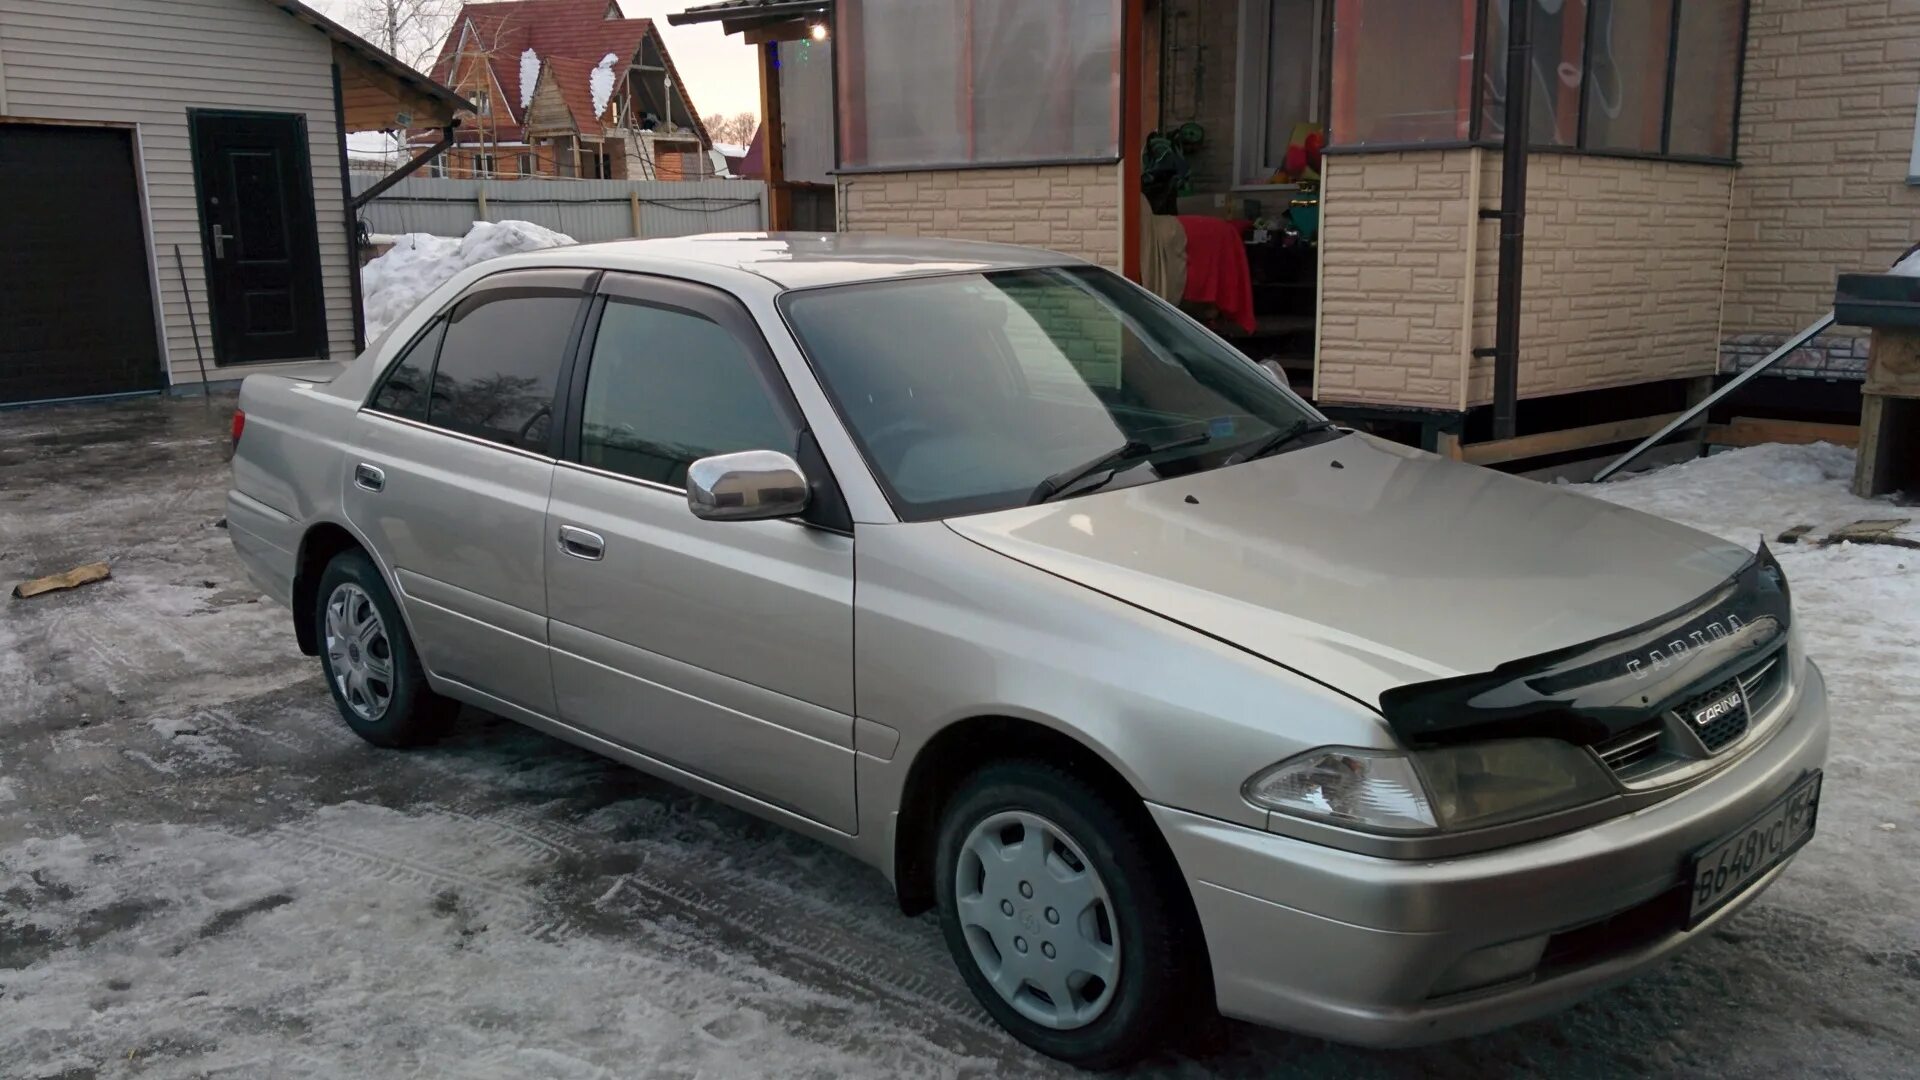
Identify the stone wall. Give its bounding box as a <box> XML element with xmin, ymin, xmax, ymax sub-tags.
<box><xmin>834</xmin><ymin>163</ymin><xmax>1124</xmax><ymax>269</ymax></box>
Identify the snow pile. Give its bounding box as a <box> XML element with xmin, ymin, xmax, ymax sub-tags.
<box><xmin>519</xmin><ymin>48</ymin><xmax>539</xmax><ymax>110</ymax></box>
<box><xmin>361</xmin><ymin>220</ymin><xmax>577</xmax><ymax>340</ymax></box>
<box><xmin>590</xmin><ymin>52</ymin><xmax>619</xmax><ymax>119</ymax></box>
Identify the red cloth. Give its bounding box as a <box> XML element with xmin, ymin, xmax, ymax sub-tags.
<box><xmin>1177</xmin><ymin>216</ymin><xmax>1256</xmax><ymax>334</ymax></box>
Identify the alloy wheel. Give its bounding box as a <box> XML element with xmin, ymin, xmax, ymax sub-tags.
<box><xmin>954</xmin><ymin>810</ymin><xmax>1121</xmax><ymax>1030</ymax></box>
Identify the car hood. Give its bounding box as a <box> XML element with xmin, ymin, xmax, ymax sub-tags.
<box><xmin>944</xmin><ymin>433</ymin><xmax>1754</xmax><ymax>711</ymax></box>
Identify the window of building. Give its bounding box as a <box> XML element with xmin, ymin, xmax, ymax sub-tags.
<box><xmin>475</xmin><ymin>153</ymin><xmax>497</xmax><ymax>178</ymax></box>
<box><xmin>1332</xmin><ymin>0</ymin><xmax>1745</xmax><ymax>162</ymax></box>
<box><xmin>1235</xmin><ymin>0</ymin><xmax>1328</xmax><ymax>185</ymax></box>
<box><xmin>1330</xmin><ymin>0</ymin><xmax>1477</xmax><ymax>147</ymax></box>
<box><xmin>835</xmin><ymin>0</ymin><xmax>1121</xmax><ymax>170</ymax></box>
<box><xmin>427</xmin><ymin>291</ymin><xmax>582</xmax><ymax>452</ymax></box>
<box><xmin>579</xmin><ymin>300</ymin><xmax>795</xmax><ymax>488</ymax></box>
<box><xmin>1479</xmin><ymin>0</ymin><xmax>1586</xmax><ymax>147</ymax></box>
<box><xmin>518</xmin><ymin>151</ymin><xmax>537</xmax><ymax>176</ymax></box>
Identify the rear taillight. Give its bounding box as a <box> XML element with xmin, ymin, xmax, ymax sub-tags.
<box><xmin>230</xmin><ymin>408</ymin><xmax>246</xmax><ymax>448</ymax></box>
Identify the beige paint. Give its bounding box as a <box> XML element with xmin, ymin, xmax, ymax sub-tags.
<box><xmin>834</xmin><ymin>163</ymin><xmax>1124</xmax><ymax>271</ymax></box>
<box><xmin>1723</xmin><ymin>0</ymin><xmax>1920</xmax><ymax>364</ymax></box>
<box><xmin>0</xmin><ymin>0</ymin><xmax>358</xmax><ymax>384</ymax></box>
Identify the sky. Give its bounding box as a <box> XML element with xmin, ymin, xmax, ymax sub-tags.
<box><xmin>303</xmin><ymin>0</ymin><xmax>763</xmax><ymax>121</ymax></box>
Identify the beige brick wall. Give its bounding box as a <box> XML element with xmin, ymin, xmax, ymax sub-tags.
<box><xmin>1724</xmin><ymin>0</ymin><xmax>1920</xmax><ymax>376</ymax></box>
<box><xmin>834</xmin><ymin>164</ymin><xmax>1123</xmax><ymax>269</ymax></box>
<box><xmin>1314</xmin><ymin>150</ymin><xmax>1481</xmax><ymax>409</ymax></box>
<box><xmin>1466</xmin><ymin>155</ymin><xmax>1733</xmax><ymax>405</ymax></box>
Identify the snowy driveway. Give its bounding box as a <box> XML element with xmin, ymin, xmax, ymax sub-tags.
<box><xmin>2</xmin><ymin>396</ymin><xmax>1917</xmax><ymax>1079</ymax></box>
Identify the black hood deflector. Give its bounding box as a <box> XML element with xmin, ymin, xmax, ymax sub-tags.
<box><xmin>1379</xmin><ymin>544</ymin><xmax>1791</xmax><ymax>748</ymax></box>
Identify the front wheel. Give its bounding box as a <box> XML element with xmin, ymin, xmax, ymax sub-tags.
<box><xmin>933</xmin><ymin>761</ymin><xmax>1205</xmax><ymax>1069</ymax></box>
<box><xmin>314</xmin><ymin>549</ymin><xmax>454</xmax><ymax>747</ymax></box>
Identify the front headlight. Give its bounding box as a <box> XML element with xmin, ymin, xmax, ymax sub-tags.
<box><xmin>1243</xmin><ymin>739</ymin><xmax>1616</xmax><ymax>835</ymax></box>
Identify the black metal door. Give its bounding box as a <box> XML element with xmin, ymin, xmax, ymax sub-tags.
<box><xmin>0</xmin><ymin>124</ymin><xmax>165</xmax><ymax>405</ymax></box>
<box><xmin>190</xmin><ymin>111</ymin><xmax>327</xmax><ymax>364</ymax></box>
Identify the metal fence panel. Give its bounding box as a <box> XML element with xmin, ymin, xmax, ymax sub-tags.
<box><xmin>348</xmin><ymin>175</ymin><xmax>769</xmax><ymax>242</ymax></box>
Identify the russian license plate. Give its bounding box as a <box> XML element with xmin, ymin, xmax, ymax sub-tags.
<box><xmin>1688</xmin><ymin>771</ymin><xmax>1821</xmax><ymax>927</ymax></box>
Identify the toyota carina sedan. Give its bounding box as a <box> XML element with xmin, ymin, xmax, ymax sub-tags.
<box><xmin>227</xmin><ymin>234</ymin><xmax>1827</xmax><ymax>1069</ymax></box>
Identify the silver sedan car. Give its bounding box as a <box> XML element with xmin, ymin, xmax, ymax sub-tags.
<box><xmin>227</xmin><ymin>235</ymin><xmax>1827</xmax><ymax>1069</ymax></box>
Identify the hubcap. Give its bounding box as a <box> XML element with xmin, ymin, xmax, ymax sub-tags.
<box><xmin>954</xmin><ymin>810</ymin><xmax>1120</xmax><ymax>1030</ymax></box>
<box><xmin>324</xmin><ymin>583</ymin><xmax>394</xmax><ymax>722</ymax></box>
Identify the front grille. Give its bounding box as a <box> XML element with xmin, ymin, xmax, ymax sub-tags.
<box><xmin>1738</xmin><ymin>656</ymin><xmax>1784</xmax><ymax>714</ymax></box>
<box><xmin>1594</xmin><ymin>722</ymin><xmax>1665</xmax><ymax>778</ymax></box>
<box><xmin>1677</xmin><ymin>677</ymin><xmax>1749</xmax><ymax>752</ymax></box>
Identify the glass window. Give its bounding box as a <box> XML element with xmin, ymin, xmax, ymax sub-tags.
<box><xmin>1479</xmin><ymin>0</ymin><xmax>1588</xmax><ymax>147</ymax></box>
<box><xmin>579</xmin><ymin>301</ymin><xmax>794</xmax><ymax>488</ymax></box>
<box><xmin>427</xmin><ymin>293</ymin><xmax>580</xmax><ymax>452</ymax></box>
<box><xmin>1331</xmin><ymin>0</ymin><xmax>1476</xmax><ymax>146</ymax></box>
<box><xmin>836</xmin><ymin>0</ymin><xmax>1120</xmax><ymax>169</ymax></box>
<box><xmin>1584</xmin><ymin>0</ymin><xmax>1675</xmax><ymax>153</ymax></box>
<box><xmin>1237</xmin><ymin>0</ymin><xmax>1328</xmax><ymax>184</ymax></box>
<box><xmin>783</xmin><ymin>267</ymin><xmax>1320</xmax><ymax>521</ymax></box>
<box><xmin>1667</xmin><ymin>0</ymin><xmax>1743</xmax><ymax>158</ymax></box>
<box><xmin>369</xmin><ymin>318</ymin><xmax>446</xmax><ymax>420</ymax></box>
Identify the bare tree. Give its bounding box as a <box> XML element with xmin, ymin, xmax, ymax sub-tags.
<box><xmin>342</xmin><ymin>0</ymin><xmax>457</xmax><ymax>72</ymax></box>
<box><xmin>702</xmin><ymin>111</ymin><xmax>760</xmax><ymax>146</ymax></box>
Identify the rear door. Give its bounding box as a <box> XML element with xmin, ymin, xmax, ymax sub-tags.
<box><xmin>544</xmin><ymin>272</ymin><xmax>858</xmax><ymax>832</ymax></box>
<box><xmin>348</xmin><ymin>269</ymin><xmax>594</xmax><ymax>720</ymax></box>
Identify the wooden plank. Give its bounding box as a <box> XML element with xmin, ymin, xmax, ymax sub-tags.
<box><xmin>1705</xmin><ymin>417</ymin><xmax>1861</xmax><ymax>449</ymax></box>
<box><xmin>13</xmin><ymin>562</ymin><xmax>111</xmax><ymax>599</ymax></box>
<box><xmin>1460</xmin><ymin>411</ymin><xmax>1687</xmax><ymax>467</ymax></box>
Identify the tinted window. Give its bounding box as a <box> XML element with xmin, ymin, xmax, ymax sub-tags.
<box><xmin>579</xmin><ymin>300</ymin><xmax>794</xmax><ymax>488</ymax></box>
<box><xmin>428</xmin><ymin>293</ymin><xmax>581</xmax><ymax>451</ymax></box>
<box><xmin>369</xmin><ymin>318</ymin><xmax>446</xmax><ymax>419</ymax></box>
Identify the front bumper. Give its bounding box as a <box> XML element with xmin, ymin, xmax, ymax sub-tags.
<box><xmin>1154</xmin><ymin>660</ymin><xmax>1829</xmax><ymax>1048</ymax></box>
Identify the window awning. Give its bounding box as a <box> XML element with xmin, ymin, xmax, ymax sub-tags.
<box><xmin>667</xmin><ymin>0</ymin><xmax>832</xmax><ymax>38</ymax></box>
<box><xmin>261</xmin><ymin>0</ymin><xmax>472</xmax><ymax>131</ymax></box>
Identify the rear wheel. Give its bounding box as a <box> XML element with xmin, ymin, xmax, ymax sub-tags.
<box><xmin>933</xmin><ymin>761</ymin><xmax>1203</xmax><ymax>1069</ymax></box>
<box><xmin>314</xmin><ymin>549</ymin><xmax>454</xmax><ymax>747</ymax></box>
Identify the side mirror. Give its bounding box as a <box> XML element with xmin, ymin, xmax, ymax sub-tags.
<box><xmin>686</xmin><ymin>449</ymin><xmax>811</xmax><ymax>522</ymax></box>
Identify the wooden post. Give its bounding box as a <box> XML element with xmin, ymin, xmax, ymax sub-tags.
<box><xmin>1121</xmin><ymin>0</ymin><xmax>1144</xmax><ymax>282</ymax></box>
<box><xmin>1854</xmin><ymin>328</ymin><xmax>1920</xmax><ymax>497</ymax></box>
<box><xmin>630</xmin><ymin>190</ymin><xmax>644</xmax><ymax>238</ymax></box>
<box><xmin>758</xmin><ymin>40</ymin><xmax>790</xmax><ymax>230</ymax></box>
<box><xmin>475</xmin><ymin>183</ymin><xmax>488</xmax><ymax>222</ymax></box>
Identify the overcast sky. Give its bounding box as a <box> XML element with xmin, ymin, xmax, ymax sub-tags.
<box><xmin>302</xmin><ymin>0</ymin><xmax>763</xmax><ymax>121</ymax></box>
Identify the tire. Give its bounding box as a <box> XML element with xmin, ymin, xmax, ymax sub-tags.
<box><xmin>933</xmin><ymin>760</ymin><xmax>1204</xmax><ymax>1070</ymax></box>
<box><xmin>313</xmin><ymin>549</ymin><xmax>455</xmax><ymax>748</ymax></box>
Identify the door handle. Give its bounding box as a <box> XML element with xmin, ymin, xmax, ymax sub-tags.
<box><xmin>212</xmin><ymin>224</ymin><xmax>231</xmax><ymax>260</ymax></box>
<box><xmin>353</xmin><ymin>463</ymin><xmax>386</xmax><ymax>493</ymax></box>
<box><xmin>557</xmin><ymin>525</ymin><xmax>605</xmax><ymax>561</ymax></box>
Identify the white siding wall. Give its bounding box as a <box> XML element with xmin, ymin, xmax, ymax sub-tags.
<box><xmin>0</xmin><ymin>0</ymin><xmax>356</xmax><ymax>385</ymax></box>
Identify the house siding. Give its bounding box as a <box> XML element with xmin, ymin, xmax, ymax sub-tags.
<box><xmin>1722</xmin><ymin>0</ymin><xmax>1920</xmax><ymax>378</ymax></box>
<box><xmin>1314</xmin><ymin>150</ymin><xmax>1480</xmax><ymax>410</ymax></box>
<box><xmin>1468</xmin><ymin>154</ymin><xmax>1732</xmax><ymax>405</ymax></box>
<box><xmin>834</xmin><ymin>163</ymin><xmax>1125</xmax><ymax>270</ymax></box>
<box><xmin>0</xmin><ymin>0</ymin><xmax>357</xmax><ymax>385</ymax></box>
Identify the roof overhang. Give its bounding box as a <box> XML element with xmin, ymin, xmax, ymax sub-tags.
<box><xmin>668</xmin><ymin>0</ymin><xmax>832</xmax><ymax>41</ymax></box>
<box><xmin>261</xmin><ymin>0</ymin><xmax>473</xmax><ymax>130</ymax></box>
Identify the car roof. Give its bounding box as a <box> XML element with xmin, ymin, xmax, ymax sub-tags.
<box><xmin>515</xmin><ymin>232</ymin><xmax>1089</xmax><ymax>291</ymax></box>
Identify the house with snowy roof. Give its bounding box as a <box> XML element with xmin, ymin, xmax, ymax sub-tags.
<box><xmin>421</xmin><ymin>0</ymin><xmax>715</xmax><ymax>180</ymax></box>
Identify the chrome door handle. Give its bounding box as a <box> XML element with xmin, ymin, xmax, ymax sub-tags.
<box><xmin>557</xmin><ymin>525</ymin><xmax>605</xmax><ymax>561</ymax></box>
<box><xmin>353</xmin><ymin>463</ymin><xmax>386</xmax><ymax>492</ymax></box>
<box><xmin>212</xmin><ymin>224</ymin><xmax>231</xmax><ymax>260</ymax></box>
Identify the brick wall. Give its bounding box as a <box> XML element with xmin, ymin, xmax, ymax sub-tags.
<box><xmin>834</xmin><ymin>163</ymin><xmax>1124</xmax><ymax>269</ymax></box>
<box><xmin>1724</xmin><ymin>0</ymin><xmax>1920</xmax><ymax>376</ymax></box>
<box><xmin>1467</xmin><ymin>154</ymin><xmax>1733</xmax><ymax>405</ymax></box>
<box><xmin>1314</xmin><ymin>150</ymin><xmax>1480</xmax><ymax>409</ymax></box>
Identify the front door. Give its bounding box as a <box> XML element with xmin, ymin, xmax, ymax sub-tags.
<box><xmin>544</xmin><ymin>272</ymin><xmax>858</xmax><ymax>832</ymax></box>
<box><xmin>190</xmin><ymin>111</ymin><xmax>327</xmax><ymax>364</ymax></box>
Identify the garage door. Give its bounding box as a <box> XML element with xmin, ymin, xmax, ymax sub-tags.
<box><xmin>0</xmin><ymin>124</ymin><xmax>165</xmax><ymax>405</ymax></box>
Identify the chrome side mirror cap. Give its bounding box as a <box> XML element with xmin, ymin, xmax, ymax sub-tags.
<box><xmin>686</xmin><ymin>450</ymin><xmax>811</xmax><ymax>522</ymax></box>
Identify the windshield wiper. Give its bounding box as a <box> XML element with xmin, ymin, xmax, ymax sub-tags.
<box><xmin>1029</xmin><ymin>432</ymin><xmax>1212</xmax><ymax>505</ymax></box>
<box><xmin>1237</xmin><ymin>418</ymin><xmax>1335</xmax><ymax>463</ymax></box>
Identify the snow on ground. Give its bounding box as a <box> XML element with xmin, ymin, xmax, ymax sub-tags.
<box><xmin>2</xmin><ymin>404</ymin><xmax>1918</xmax><ymax>1079</ymax></box>
<box><xmin>362</xmin><ymin>221</ymin><xmax>576</xmax><ymax>341</ymax></box>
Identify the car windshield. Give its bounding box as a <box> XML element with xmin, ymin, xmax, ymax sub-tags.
<box><xmin>780</xmin><ymin>265</ymin><xmax>1324</xmax><ymax>520</ymax></box>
